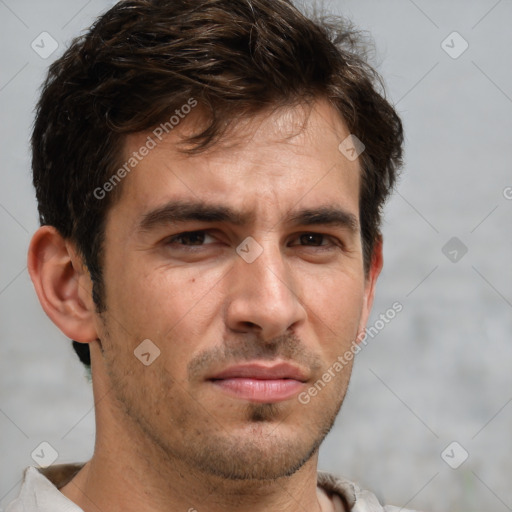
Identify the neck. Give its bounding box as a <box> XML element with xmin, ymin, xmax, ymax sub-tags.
<box><xmin>61</xmin><ymin>455</ymin><xmax>325</xmax><ymax>512</ymax></box>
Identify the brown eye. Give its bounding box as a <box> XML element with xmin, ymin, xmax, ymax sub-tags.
<box><xmin>299</xmin><ymin>233</ymin><xmax>326</xmax><ymax>246</ymax></box>
<box><xmin>167</xmin><ymin>231</ymin><xmax>215</xmax><ymax>246</ymax></box>
<box><xmin>175</xmin><ymin>231</ymin><xmax>206</xmax><ymax>245</ymax></box>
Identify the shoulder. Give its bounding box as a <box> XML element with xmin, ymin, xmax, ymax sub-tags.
<box><xmin>317</xmin><ymin>470</ymin><xmax>422</xmax><ymax>512</ymax></box>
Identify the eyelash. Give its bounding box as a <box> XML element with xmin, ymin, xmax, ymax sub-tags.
<box><xmin>165</xmin><ymin>230</ymin><xmax>342</xmax><ymax>250</ymax></box>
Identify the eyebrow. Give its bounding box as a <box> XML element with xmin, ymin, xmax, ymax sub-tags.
<box><xmin>137</xmin><ymin>200</ymin><xmax>359</xmax><ymax>234</ymax></box>
<box><xmin>284</xmin><ymin>207</ymin><xmax>359</xmax><ymax>233</ymax></box>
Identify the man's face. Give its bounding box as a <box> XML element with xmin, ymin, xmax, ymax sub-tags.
<box><xmin>92</xmin><ymin>100</ymin><xmax>379</xmax><ymax>481</ymax></box>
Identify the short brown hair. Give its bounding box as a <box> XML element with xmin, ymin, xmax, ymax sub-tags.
<box><xmin>32</xmin><ymin>0</ymin><xmax>403</xmax><ymax>368</ymax></box>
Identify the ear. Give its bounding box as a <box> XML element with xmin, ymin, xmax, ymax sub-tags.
<box><xmin>27</xmin><ymin>225</ymin><xmax>98</xmax><ymax>343</ymax></box>
<box><xmin>357</xmin><ymin>235</ymin><xmax>384</xmax><ymax>339</ymax></box>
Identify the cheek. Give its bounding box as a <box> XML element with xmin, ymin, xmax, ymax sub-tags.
<box><xmin>109</xmin><ymin>259</ymin><xmax>211</xmax><ymax>320</ymax></box>
<box><xmin>301</xmin><ymin>267</ymin><xmax>364</xmax><ymax>320</ymax></box>
<box><xmin>300</xmin><ymin>270</ymin><xmax>365</xmax><ymax>353</ymax></box>
<box><xmin>105</xmin><ymin>261</ymin><xmax>226</xmax><ymax>367</ymax></box>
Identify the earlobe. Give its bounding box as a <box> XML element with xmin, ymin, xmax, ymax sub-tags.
<box><xmin>27</xmin><ymin>226</ymin><xmax>98</xmax><ymax>343</ymax></box>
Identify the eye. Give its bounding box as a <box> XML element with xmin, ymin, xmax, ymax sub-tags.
<box><xmin>166</xmin><ymin>230</ymin><xmax>216</xmax><ymax>246</ymax></box>
<box><xmin>290</xmin><ymin>233</ymin><xmax>341</xmax><ymax>248</ymax></box>
<box><xmin>297</xmin><ymin>233</ymin><xmax>328</xmax><ymax>246</ymax></box>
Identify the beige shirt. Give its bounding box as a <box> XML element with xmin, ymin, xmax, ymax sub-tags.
<box><xmin>6</xmin><ymin>464</ymin><xmax>420</xmax><ymax>512</ymax></box>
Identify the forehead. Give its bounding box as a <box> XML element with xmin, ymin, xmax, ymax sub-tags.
<box><xmin>110</xmin><ymin>99</ymin><xmax>361</xmax><ymax>229</ymax></box>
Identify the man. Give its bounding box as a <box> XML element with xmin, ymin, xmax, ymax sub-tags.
<box><xmin>7</xmin><ymin>0</ymin><xmax>411</xmax><ymax>510</ymax></box>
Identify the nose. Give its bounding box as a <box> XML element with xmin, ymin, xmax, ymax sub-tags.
<box><xmin>225</xmin><ymin>240</ymin><xmax>307</xmax><ymax>341</ymax></box>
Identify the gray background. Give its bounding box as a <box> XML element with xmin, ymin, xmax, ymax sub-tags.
<box><xmin>1</xmin><ymin>1</ymin><xmax>511</xmax><ymax>511</ymax></box>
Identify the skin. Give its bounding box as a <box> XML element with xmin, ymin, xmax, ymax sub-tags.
<box><xmin>28</xmin><ymin>99</ymin><xmax>383</xmax><ymax>512</ymax></box>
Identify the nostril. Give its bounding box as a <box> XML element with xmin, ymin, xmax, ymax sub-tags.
<box><xmin>229</xmin><ymin>321</ymin><xmax>258</xmax><ymax>334</ymax></box>
<box><xmin>237</xmin><ymin>321</ymin><xmax>259</xmax><ymax>333</ymax></box>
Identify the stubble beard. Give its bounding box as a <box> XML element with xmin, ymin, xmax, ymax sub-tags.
<box><xmin>105</xmin><ymin>359</ymin><xmax>347</xmax><ymax>483</ymax></box>
<box><xmin>99</xmin><ymin>319</ymin><xmax>351</xmax><ymax>483</ymax></box>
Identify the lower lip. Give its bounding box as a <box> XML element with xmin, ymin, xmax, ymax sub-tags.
<box><xmin>210</xmin><ymin>378</ymin><xmax>304</xmax><ymax>403</ymax></box>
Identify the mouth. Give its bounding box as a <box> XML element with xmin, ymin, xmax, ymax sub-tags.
<box><xmin>207</xmin><ymin>362</ymin><xmax>308</xmax><ymax>403</ymax></box>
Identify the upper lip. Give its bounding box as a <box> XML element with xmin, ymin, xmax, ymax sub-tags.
<box><xmin>208</xmin><ymin>362</ymin><xmax>309</xmax><ymax>382</ymax></box>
